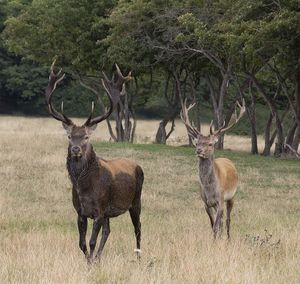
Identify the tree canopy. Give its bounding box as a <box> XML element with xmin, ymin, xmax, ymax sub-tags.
<box><xmin>0</xmin><ymin>0</ymin><xmax>299</xmax><ymax>154</ymax></box>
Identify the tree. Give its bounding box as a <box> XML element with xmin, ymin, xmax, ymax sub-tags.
<box><xmin>3</xmin><ymin>0</ymin><xmax>116</xmax><ymax>70</ymax></box>
<box><xmin>177</xmin><ymin>0</ymin><xmax>300</xmax><ymax>155</ymax></box>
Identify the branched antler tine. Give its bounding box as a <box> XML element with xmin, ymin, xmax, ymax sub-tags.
<box><xmin>115</xmin><ymin>64</ymin><xmax>132</xmax><ymax>80</ymax></box>
<box><xmin>115</xmin><ymin>64</ymin><xmax>123</xmax><ymax>77</ymax></box>
<box><xmin>50</xmin><ymin>59</ymin><xmax>56</xmax><ymax>73</ymax></box>
<box><xmin>84</xmin><ymin>79</ymin><xmax>117</xmax><ymax>127</ymax></box>
<box><xmin>55</xmin><ymin>72</ymin><xmax>65</xmax><ymax>85</ymax></box>
<box><xmin>209</xmin><ymin>120</ymin><xmax>214</xmax><ymax>135</ymax></box>
<box><xmin>56</xmin><ymin>68</ymin><xmax>62</xmax><ymax>76</ymax></box>
<box><xmin>45</xmin><ymin>60</ymin><xmax>72</xmax><ymax>125</ymax></box>
<box><xmin>180</xmin><ymin>98</ymin><xmax>199</xmax><ymax>138</ymax></box>
<box><xmin>114</xmin><ymin>64</ymin><xmax>132</xmax><ymax>89</ymax></box>
<box><xmin>120</xmin><ymin>83</ymin><xmax>126</xmax><ymax>96</ymax></box>
<box><xmin>101</xmin><ymin>78</ymin><xmax>110</xmax><ymax>95</ymax></box>
<box><xmin>215</xmin><ymin>99</ymin><xmax>246</xmax><ymax>134</ymax></box>
<box><xmin>84</xmin><ymin>101</ymin><xmax>95</xmax><ymax>126</ymax></box>
<box><xmin>84</xmin><ymin>66</ymin><xmax>132</xmax><ymax>127</ymax></box>
<box><xmin>102</xmin><ymin>71</ymin><xmax>111</xmax><ymax>84</ymax></box>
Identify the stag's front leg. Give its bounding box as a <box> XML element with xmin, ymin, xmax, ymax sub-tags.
<box><xmin>95</xmin><ymin>218</ymin><xmax>110</xmax><ymax>261</ymax></box>
<box><xmin>77</xmin><ymin>215</ymin><xmax>89</xmax><ymax>260</ymax></box>
<box><xmin>89</xmin><ymin>217</ymin><xmax>102</xmax><ymax>261</ymax></box>
<box><xmin>204</xmin><ymin>205</ymin><xmax>215</xmax><ymax>229</ymax></box>
<box><xmin>213</xmin><ymin>201</ymin><xmax>224</xmax><ymax>238</ymax></box>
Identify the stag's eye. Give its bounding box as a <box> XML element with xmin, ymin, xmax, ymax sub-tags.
<box><xmin>67</xmin><ymin>135</ymin><xmax>71</xmax><ymax>140</ymax></box>
<box><xmin>208</xmin><ymin>143</ymin><xmax>213</xmax><ymax>146</ymax></box>
<box><xmin>84</xmin><ymin>136</ymin><xmax>89</xmax><ymax>140</ymax></box>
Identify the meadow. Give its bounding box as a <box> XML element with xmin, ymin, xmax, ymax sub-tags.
<box><xmin>0</xmin><ymin>116</ymin><xmax>299</xmax><ymax>283</ymax></box>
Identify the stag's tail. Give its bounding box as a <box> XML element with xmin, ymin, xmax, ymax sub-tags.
<box><xmin>135</xmin><ymin>165</ymin><xmax>144</xmax><ymax>199</ymax></box>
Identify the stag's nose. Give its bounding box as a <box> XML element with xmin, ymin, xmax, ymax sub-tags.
<box><xmin>196</xmin><ymin>149</ymin><xmax>206</xmax><ymax>158</ymax></box>
<box><xmin>71</xmin><ymin>146</ymin><xmax>81</xmax><ymax>154</ymax></box>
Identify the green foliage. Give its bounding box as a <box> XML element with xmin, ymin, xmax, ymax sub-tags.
<box><xmin>3</xmin><ymin>0</ymin><xmax>116</xmax><ymax>70</ymax></box>
<box><xmin>0</xmin><ymin>0</ymin><xmax>299</xmax><ymax>144</ymax></box>
<box><xmin>2</xmin><ymin>63</ymin><xmax>47</xmax><ymax>101</ymax></box>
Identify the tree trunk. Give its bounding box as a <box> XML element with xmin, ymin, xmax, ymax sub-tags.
<box><xmin>291</xmin><ymin>70</ymin><xmax>300</xmax><ymax>152</ymax></box>
<box><xmin>269</xmin><ymin>63</ymin><xmax>300</xmax><ymax>154</ymax></box>
<box><xmin>155</xmin><ymin>118</ymin><xmax>175</xmax><ymax>144</ymax></box>
<box><xmin>206</xmin><ymin>69</ymin><xmax>231</xmax><ymax>150</ymax></box>
<box><xmin>248</xmin><ymin>89</ymin><xmax>258</xmax><ymax>154</ymax></box>
<box><xmin>107</xmin><ymin>82</ymin><xmax>136</xmax><ymax>143</ymax></box>
<box><xmin>216</xmin><ymin>70</ymin><xmax>231</xmax><ymax>149</ymax></box>
<box><xmin>262</xmin><ymin>112</ymin><xmax>273</xmax><ymax>156</ymax></box>
<box><xmin>286</xmin><ymin>121</ymin><xmax>297</xmax><ymax>147</ymax></box>
<box><xmin>155</xmin><ymin>119</ymin><xmax>168</xmax><ymax>144</ymax></box>
<box><xmin>250</xmin><ymin>123</ymin><xmax>258</xmax><ymax>155</ymax></box>
<box><xmin>291</xmin><ymin>126</ymin><xmax>300</xmax><ymax>152</ymax></box>
<box><xmin>78</xmin><ymin>75</ymin><xmax>136</xmax><ymax>143</ymax></box>
<box><xmin>155</xmin><ymin>70</ymin><xmax>179</xmax><ymax>144</ymax></box>
<box><xmin>250</xmin><ymin>74</ymin><xmax>285</xmax><ymax>156</ymax></box>
<box><xmin>273</xmin><ymin>115</ymin><xmax>285</xmax><ymax>157</ymax></box>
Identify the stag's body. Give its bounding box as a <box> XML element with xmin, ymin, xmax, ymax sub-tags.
<box><xmin>68</xmin><ymin>145</ymin><xmax>143</xmax><ymax>220</ymax></box>
<box><xmin>45</xmin><ymin>61</ymin><xmax>143</xmax><ymax>262</ymax></box>
<box><xmin>68</xmin><ymin>138</ymin><xmax>143</xmax><ymax>260</ymax></box>
<box><xmin>180</xmin><ymin>98</ymin><xmax>245</xmax><ymax>238</ymax></box>
<box><xmin>198</xmin><ymin>157</ymin><xmax>238</xmax><ymax>237</ymax></box>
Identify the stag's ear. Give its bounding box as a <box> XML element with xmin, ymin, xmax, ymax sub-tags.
<box><xmin>86</xmin><ymin>124</ymin><xmax>97</xmax><ymax>135</ymax></box>
<box><xmin>62</xmin><ymin>122</ymin><xmax>73</xmax><ymax>135</ymax></box>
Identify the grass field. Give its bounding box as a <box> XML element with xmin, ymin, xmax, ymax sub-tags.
<box><xmin>0</xmin><ymin>116</ymin><xmax>299</xmax><ymax>283</ymax></box>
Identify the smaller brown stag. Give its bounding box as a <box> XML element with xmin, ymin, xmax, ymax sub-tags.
<box><xmin>180</xmin><ymin>99</ymin><xmax>245</xmax><ymax>238</ymax></box>
<box><xmin>45</xmin><ymin>61</ymin><xmax>144</xmax><ymax>262</ymax></box>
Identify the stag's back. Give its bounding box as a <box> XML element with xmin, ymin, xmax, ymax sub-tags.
<box><xmin>214</xmin><ymin>158</ymin><xmax>238</xmax><ymax>200</ymax></box>
<box><xmin>98</xmin><ymin>158</ymin><xmax>143</xmax><ymax>210</ymax></box>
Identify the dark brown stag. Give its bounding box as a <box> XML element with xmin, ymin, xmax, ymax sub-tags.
<box><xmin>45</xmin><ymin>61</ymin><xmax>144</xmax><ymax>262</ymax></box>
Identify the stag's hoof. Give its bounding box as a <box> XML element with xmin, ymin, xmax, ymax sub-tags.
<box><xmin>86</xmin><ymin>257</ymin><xmax>93</xmax><ymax>265</ymax></box>
<box><xmin>134</xmin><ymin>248</ymin><xmax>141</xmax><ymax>260</ymax></box>
<box><xmin>85</xmin><ymin>253</ymin><xmax>92</xmax><ymax>265</ymax></box>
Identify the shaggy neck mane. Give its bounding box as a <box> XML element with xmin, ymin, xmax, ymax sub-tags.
<box><xmin>198</xmin><ymin>157</ymin><xmax>217</xmax><ymax>188</ymax></box>
<box><xmin>67</xmin><ymin>145</ymin><xmax>99</xmax><ymax>186</ymax></box>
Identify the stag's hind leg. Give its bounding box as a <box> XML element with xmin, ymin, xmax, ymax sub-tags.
<box><xmin>130</xmin><ymin>166</ymin><xmax>143</xmax><ymax>259</ymax></box>
<box><xmin>129</xmin><ymin>204</ymin><xmax>141</xmax><ymax>259</ymax></box>
<box><xmin>226</xmin><ymin>199</ymin><xmax>234</xmax><ymax>239</ymax></box>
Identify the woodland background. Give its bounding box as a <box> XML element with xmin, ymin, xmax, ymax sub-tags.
<box><xmin>0</xmin><ymin>0</ymin><xmax>299</xmax><ymax>156</ymax></box>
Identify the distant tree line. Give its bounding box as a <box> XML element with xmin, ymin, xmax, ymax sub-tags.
<box><xmin>0</xmin><ymin>0</ymin><xmax>299</xmax><ymax>156</ymax></box>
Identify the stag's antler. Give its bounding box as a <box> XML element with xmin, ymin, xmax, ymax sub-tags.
<box><xmin>46</xmin><ymin>61</ymin><xmax>132</xmax><ymax>127</ymax></box>
<box><xmin>180</xmin><ymin>98</ymin><xmax>200</xmax><ymax>139</ymax></box>
<box><xmin>45</xmin><ymin>60</ymin><xmax>73</xmax><ymax>125</ymax></box>
<box><xmin>84</xmin><ymin>64</ymin><xmax>132</xmax><ymax>127</ymax></box>
<box><xmin>211</xmin><ymin>99</ymin><xmax>246</xmax><ymax>136</ymax></box>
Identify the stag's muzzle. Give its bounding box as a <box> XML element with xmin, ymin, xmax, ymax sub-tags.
<box><xmin>71</xmin><ymin>146</ymin><xmax>82</xmax><ymax>157</ymax></box>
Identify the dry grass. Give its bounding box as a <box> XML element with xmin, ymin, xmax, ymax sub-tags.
<box><xmin>0</xmin><ymin>116</ymin><xmax>299</xmax><ymax>283</ymax></box>
<box><xmin>0</xmin><ymin>116</ymin><xmax>269</xmax><ymax>152</ymax></box>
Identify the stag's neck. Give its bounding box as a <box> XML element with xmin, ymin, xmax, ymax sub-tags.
<box><xmin>67</xmin><ymin>145</ymin><xmax>99</xmax><ymax>187</ymax></box>
<box><xmin>198</xmin><ymin>157</ymin><xmax>218</xmax><ymax>191</ymax></box>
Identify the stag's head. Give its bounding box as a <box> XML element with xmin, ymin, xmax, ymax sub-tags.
<box><xmin>180</xmin><ymin>99</ymin><xmax>246</xmax><ymax>159</ymax></box>
<box><xmin>45</xmin><ymin>60</ymin><xmax>131</xmax><ymax>159</ymax></box>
